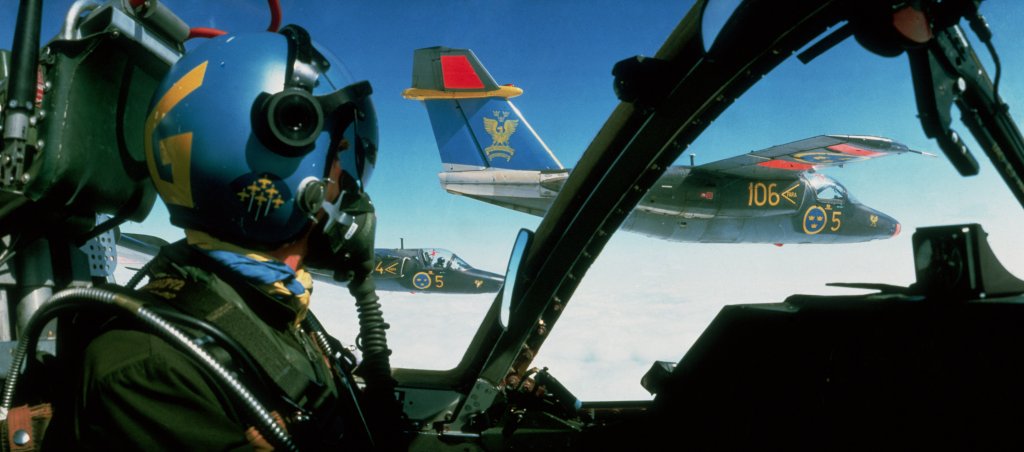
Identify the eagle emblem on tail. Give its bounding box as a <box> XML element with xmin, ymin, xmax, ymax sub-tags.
<box><xmin>484</xmin><ymin>111</ymin><xmax>518</xmax><ymax>161</ymax></box>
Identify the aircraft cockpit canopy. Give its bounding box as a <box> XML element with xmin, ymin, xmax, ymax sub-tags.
<box><xmin>807</xmin><ymin>173</ymin><xmax>856</xmax><ymax>203</ymax></box>
<box><xmin>423</xmin><ymin>249</ymin><xmax>471</xmax><ymax>270</ymax></box>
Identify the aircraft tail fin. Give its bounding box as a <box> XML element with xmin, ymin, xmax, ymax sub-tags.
<box><xmin>403</xmin><ymin>47</ymin><xmax>563</xmax><ymax>172</ymax></box>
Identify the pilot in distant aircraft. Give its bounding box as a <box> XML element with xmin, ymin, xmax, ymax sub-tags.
<box><xmin>44</xmin><ymin>24</ymin><xmax>403</xmax><ymax>450</ymax></box>
<box><xmin>404</xmin><ymin>47</ymin><xmax>926</xmax><ymax>245</ymax></box>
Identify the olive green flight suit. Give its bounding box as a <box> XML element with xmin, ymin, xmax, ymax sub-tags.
<box><xmin>43</xmin><ymin>243</ymin><xmax>340</xmax><ymax>451</ymax></box>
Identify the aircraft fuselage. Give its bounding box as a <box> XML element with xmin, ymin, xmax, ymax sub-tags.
<box><xmin>370</xmin><ymin>248</ymin><xmax>504</xmax><ymax>294</ymax></box>
<box><xmin>625</xmin><ymin>167</ymin><xmax>899</xmax><ymax>244</ymax></box>
<box><xmin>441</xmin><ymin>165</ymin><xmax>900</xmax><ymax>244</ymax></box>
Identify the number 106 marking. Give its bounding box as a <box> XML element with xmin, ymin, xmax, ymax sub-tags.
<box><xmin>747</xmin><ymin>182</ymin><xmax>780</xmax><ymax>206</ymax></box>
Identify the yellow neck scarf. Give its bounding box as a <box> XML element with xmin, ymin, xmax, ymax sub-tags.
<box><xmin>185</xmin><ymin>230</ymin><xmax>312</xmax><ymax>325</ymax></box>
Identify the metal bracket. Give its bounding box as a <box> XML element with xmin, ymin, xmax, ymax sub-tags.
<box><xmin>907</xmin><ymin>25</ymin><xmax>980</xmax><ymax>176</ymax></box>
<box><xmin>453</xmin><ymin>378</ymin><xmax>500</xmax><ymax>430</ymax></box>
<box><xmin>81</xmin><ymin>220</ymin><xmax>117</xmax><ymax>280</ymax></box>
<box><xmin>0</xmin><ymin>140</ymin><xmax>29</xmax><ymax>189</ymax></box>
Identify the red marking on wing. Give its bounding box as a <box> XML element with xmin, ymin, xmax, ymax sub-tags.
<box><xmin>827</xmin><ymin>143</ymin><xmax>884</xmax><ymax>157</ymax></box>
<box><xmin>757</xmin><ymin>160</ymin><xmax>814</xmax><ymax>170</ymax></box>
<box><xmin>440</xmin><ymin>55</ymin><xmax>485</xmax><ymax>89</ymax></box>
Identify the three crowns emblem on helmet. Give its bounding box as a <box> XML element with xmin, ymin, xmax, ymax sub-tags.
<box><xmin>483</xmin><ymin>110</ymin><xmax>518</xmax><ymax>161</ymax></box>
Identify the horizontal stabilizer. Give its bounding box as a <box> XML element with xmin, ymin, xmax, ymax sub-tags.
<box><xmin>440</xmin><ymin>169</ymin><xmax>570</xmax><ymax>216</ymax></box>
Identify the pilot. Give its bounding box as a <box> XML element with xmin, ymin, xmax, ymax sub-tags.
<box><xmin>43</xmin><ymin>25</ymin><xmax>399</xmax><ymax>450</ymax></box>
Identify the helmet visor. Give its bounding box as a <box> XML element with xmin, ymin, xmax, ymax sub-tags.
<box><xmin>323</xmin><ymin>80</ymin><xmax>377</xmax><ymax>190</ymax></box>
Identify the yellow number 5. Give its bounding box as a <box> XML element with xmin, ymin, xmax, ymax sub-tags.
<box><xmin>830</xmin><ymin>211</ymin><xmax>842</xmax><ymax>231</ymax></box>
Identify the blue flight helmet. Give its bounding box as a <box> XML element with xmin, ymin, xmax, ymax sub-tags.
<box><xmin>145</xmin><ymin>25</ymin><xmax>377</xmax><ymax>248</ymax></box>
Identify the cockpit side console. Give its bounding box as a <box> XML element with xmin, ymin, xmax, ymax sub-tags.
<box><xmin>587</xmin><ymin>224</ymin><xmax>1024</xmax><ymax>450</ymax></box>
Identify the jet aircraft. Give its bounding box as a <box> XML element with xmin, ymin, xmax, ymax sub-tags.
<box><xmin>361</xmin><ymin>247</ymin><xmax>503</xmax><ymax>294</ymax></box>
<box><xmin>403</xmin><ymin>47</ymin><xmax>926</xmax><ymax>244</ymax></box>
<box><xmin>117</xmin><ymin>233</ymin><xmax>502</xmax><ymax>294</ymax></box>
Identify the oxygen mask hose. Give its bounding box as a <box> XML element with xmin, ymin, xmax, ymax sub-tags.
<box><xmin>346</xmin><ymin>221</ymin><xmax>394</xmax><ymax>389</ymax></box>
<box><xmin>319</xmin><ymin>197</ymin><xmax>394</xmax><ymax>390</ymax></box>
<box><xmin>349</xmin><ymin>261</ymin><xmax>394</xmax><ymax>391</ymax></box>
<box><xmin>349</xmin><ymin>261</ymin><xmax>414</xmax><ymax>447</ymax></box>
<box><xmin>338</xmin><ymin>208</ymin><xmax>413</xmax><ymax>444</ymax></box>
<box><xmin>308</xmin><ymin>192</ymin><xmax>411</xmax><ymax>442</ymax></box>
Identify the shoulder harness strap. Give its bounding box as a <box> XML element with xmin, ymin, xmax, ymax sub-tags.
<box><xmin>142</xmin><ymin>243</ymin><xmax>327</xmax><ymax>404</ymax></box>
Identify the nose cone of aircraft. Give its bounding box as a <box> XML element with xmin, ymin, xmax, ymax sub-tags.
<box><xmin>470</xmin><ymin>269</ymin><xmax>505</xmax><ymax>293</ymax></box>
<box><xmin>854</xmin><ymin>205</ymin><xmax>901</xmax><ymax>241</ymax></box>
<box><xmin>821</xmin><ymin>202</ymin><xmax>901</xmax><ymax>243</ymax></box>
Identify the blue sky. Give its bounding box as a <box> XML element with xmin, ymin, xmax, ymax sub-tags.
<box><xmin>0</xmin><ymin>0</ymin><xmax>689</xmax><ymax>268</ymax></box>
<box><xmin>5</xmin><ymin>1</ymin><xmax>1024</xmax><ymax>400</ymax></box>
<box><xmin>6</xmin><ymin>0</ymin><xmax>1021</xmax><ymax>266</ymax></box>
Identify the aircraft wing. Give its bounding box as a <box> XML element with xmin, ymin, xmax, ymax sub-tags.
<box><xmin>119</xmin><ymin>232</ymin><xmax>169</xmax><ymax>253</ymax></box>
<box><xmin>694</xmin><ymin>135</ymin><xmax>929</xmax><ymax>178</ymax></box>
<box><xmin>307</xmin><ymin>267</ymin><xmax>343</xmax><ymax>285</ymax></box>
<box><xmin>115</xmin><ymin>244</ymin><xmax>155</xmax><ymax>273</ymax></box>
